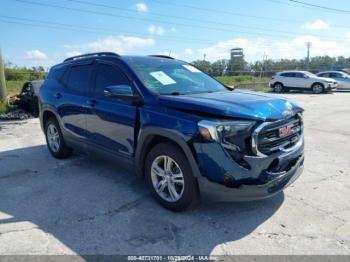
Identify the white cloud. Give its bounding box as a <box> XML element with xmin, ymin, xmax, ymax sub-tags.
<box><xmin>185</xmin><ymin>48</ymin><xmax>193</xmax><ymax>55</ymax></box>
<box><xmin>65</xmin><ymin>35</ymin><xmax>155</xmax><ymax>55</ymax></box>
<box><xmin>148</xmin><ymin>25</ymin><xmax>164</xmax><ymax>35</ymax></box>
<box><xmin>171</xmin><ymin>27</ymin><xmax>177</xmax><ymax>32</ymax></box>
<box><xmin>302</xmin><ymin>19</ymin><xmax>329</xmax><ymax>30</ymax></box>
<box><xmin>196</xmin><ymin>35</ymin><xmax>350</xmax><ymax>62</ymax></box>
<box><xmin>25</xmin><ymin>50</ymin><xmax>47</xmax><ymax>60</ymax></box>
<box><xmin>64</xmin><ymin>51</ymin><xmax>82</xmax><ymax>58</ymax></box>
<box><xmin>135</xmin><ymin>3</ymin><xmax>148</xmax><ymax>13</ymax></box>
<box><xmin>346</xmin><ymin>31</ymin><xmax>350</xmax><ymax>41</ymax></box>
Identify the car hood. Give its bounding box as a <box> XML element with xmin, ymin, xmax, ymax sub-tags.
<box><xmin>158</xmin><ymin>90</ymin><xmax>303</xmax><ymax>121</ymax></box>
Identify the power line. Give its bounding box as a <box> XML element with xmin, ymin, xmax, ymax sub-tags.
<box><xmin>13</xmin><ymin>0</ymin><xmax>350</xmax><ymax>43</ymax></box>
<box><xmin>148</xmin><ymin>0</ymin><xmax>302</xmax><ymax>24</ymax></box>
<box><xmin>289</xmin><ymin>0</ymin><xmax>350</xmax><ymax>14</ymax></box>
<box><xmin>14</xmin><ymin>0</ymin><xmax>307</xmax><ymax>38</ymax></box>
<box><xmin>0</xmin><ymin>15</ymin><xmax>346</xmax><ymax>51</ymax></box>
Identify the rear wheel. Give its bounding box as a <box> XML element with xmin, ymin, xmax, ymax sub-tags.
<box><xmin>145</xmin><ymin>143</ymin><xmax>200</xmax><ymax>211</ymax></box>
<box><xmin>273</xmin><ymin>83</ymin><xmax>284</xmax><ymax>93</ymax></box>
<box><xmin>45</xmin><ymin>117</ymin><xmax>72</xmax><ymax>158</ymax></box>
<box><xmin>312</xmin><ymin>83</ymin><xmax>324</xmax><ymax>94</ymax></box>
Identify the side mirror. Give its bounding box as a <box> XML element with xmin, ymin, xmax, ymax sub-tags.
<box><xmin>104</xmin><ymin>85</ymin><xmax>141</xmax><ymax>103</ymax></box>
<box><xmin>225</xmin><ymin>85</ymin><xmax>235</xmax><ymax>91</ymax></box>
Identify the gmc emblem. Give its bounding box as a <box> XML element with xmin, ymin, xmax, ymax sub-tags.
<box><xmin>279</xmin><ymin>124</ymin><xmax>295</xmax><ymax>137</ymax></box>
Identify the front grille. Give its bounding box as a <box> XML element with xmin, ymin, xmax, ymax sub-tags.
<box><xmin>255</xmin><ymin>114</ymin><xmax>302</xmax><ymax>156</ymax></box>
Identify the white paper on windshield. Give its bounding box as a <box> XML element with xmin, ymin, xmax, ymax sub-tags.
<box><xmin>182</xmin><ymin>64</ymin><xmax>201</xmax><ymax>73</ymax></box>
<box><xmin>150</xmin><ymin>71</ymin><xmax>176</xmax><ymax>85</ymax></box>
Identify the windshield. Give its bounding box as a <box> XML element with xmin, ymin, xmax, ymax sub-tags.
<box><xmin>124</xmin><ymin>57</ymin><xmax>226</xmax><ymax>95</ymax></box>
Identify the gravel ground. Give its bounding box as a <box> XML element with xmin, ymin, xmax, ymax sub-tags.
<box><xmin>0</xmin><ymin>92</ymin><xmax>349</xmax><ymax>255</ymax></box>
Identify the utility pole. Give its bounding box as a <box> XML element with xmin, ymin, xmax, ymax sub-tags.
<box><xmin>0</xmin><ymin>49</ymin><xmax>7</xmax><ymax>103</ymax></box>
<box><xmin>306</xmin><ymin>42</ymin><xmax>312</xmax><ymax>70</ymax></box>
<box><xmin>203</xmin><ymin>53</ymin><xmax>206</xmax><ymax>61</ymax></box>
<box><xmin>259</xmin><ymin>53</ymin><xmax>268</xmax><ymax>78</ymax></box>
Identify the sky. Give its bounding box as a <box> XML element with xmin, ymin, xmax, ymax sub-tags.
<box><xmin>1</xmin><ymin>0</ymin><xmax>350</xmax><ymax>69</ymax></box>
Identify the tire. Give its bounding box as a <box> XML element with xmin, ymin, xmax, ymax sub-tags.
<box><xmin>145</xmin><ymin>142</ymin><xmax>200</xmax><ymax>212</ymax></box>
<box><xmin>312</xmin><ymin>83</ymin><xmax>324</xmax><ymax>94</ymax></box>
<box><xmin>45</xmin><ymin>117</ymin><xmax>72</xmax><ymax>158</ymax></box>
<box><xmin>273</xmin><ymin>82</ymin><xmax>284</xmax><ymax>93</ymax></box>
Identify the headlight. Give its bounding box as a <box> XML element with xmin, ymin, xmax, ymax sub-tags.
<box><xmin>198</xmin><ymin>120</ymin><xmax>255</xmax><ymax>152</ymax></box>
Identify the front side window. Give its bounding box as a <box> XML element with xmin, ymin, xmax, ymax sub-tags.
<box><xmin>67</xmin><ymin>64</ymin><xmax>93</xmax><ymax>92</ymax></box>
<box><xmin>95</xmin><ymin>64</ymin><xmax>130</xmax><ymax>95</ymax></box>
<box><xmin>125</xmin><ymin>57</ymin><xmax>226</xmax><ymax>95</ymax></box>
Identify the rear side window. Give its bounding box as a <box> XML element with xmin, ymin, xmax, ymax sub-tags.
<box><xmin>67</xmin><ymin>64</ymin><xmax>93</xmax><ymax>92</ymax></box>
<box><xmin>295</xmin><ymin>73</ymin><xmax>304</xmax><ymax>78</ymax></box>
<box><xmin>281</xmin><ymin>73</ymin><xmax>294</xmax><ymax>77</ymax></box>
<box><xmin>95</xmin><ymin>64</ymin><xmax>130</xmax><ymax>95</ymax></box>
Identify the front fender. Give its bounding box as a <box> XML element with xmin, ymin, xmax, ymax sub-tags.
<box><xmin>135</xmin><ymin>127</ymin><xmax>202</xmax><ymax>178</ymax></box>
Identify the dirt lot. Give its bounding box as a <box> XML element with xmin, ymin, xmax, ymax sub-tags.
<box><xmin>0</xmin><ymin>92</ymin><xmax>349</xmax><ymax>255</ymax></box>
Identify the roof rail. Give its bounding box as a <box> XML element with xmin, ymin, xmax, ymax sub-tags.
<box><xmin>64</xmin><ymin>52</ymin><xmax>120</xmax><ymax>62</ymax></box>
<box><xmin>149</xmin><ymin>55</ymin><xmax>174</xmax><ymax>59</ymax></box>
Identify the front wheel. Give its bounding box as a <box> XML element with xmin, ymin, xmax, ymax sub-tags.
<box><xmin>145</xmin><ymin>143</ymin><xmax>200</xmax><ymax>211</ymax></box>
<box><xmin>312</xmin><ymin>83</ymin><xmax>324</xmax><ymax>94</ymax></box>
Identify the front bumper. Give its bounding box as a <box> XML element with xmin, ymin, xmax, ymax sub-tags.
<box><xmin>194</xmin><ymin>136</ymin><xmax>304</xmax><ymax>201</ymax></box>
<box><xmin>326</xmin><ymin>83</ymin><xmax>338</xmax><ymax>91</ymax></box>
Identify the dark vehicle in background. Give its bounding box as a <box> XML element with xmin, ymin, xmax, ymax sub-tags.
<box><xmin>39</xmin><ymin>52</ymin><xmax>304</xmax><ymax>211</ymax></box>
<box><xmin>18</xmin><ymin>80</ymin><xmax>44</xmax><ymax>115</ymax></box>
<box><xmin>317</xmin><ymin>71</ymin><xmax>350</xmax><ymax>91</ymax></box>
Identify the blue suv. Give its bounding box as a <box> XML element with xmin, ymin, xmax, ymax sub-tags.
<box><xmin>39</xmin><ymin>52</ymin><xmax>304</xmax><ymax>211</ymax></box>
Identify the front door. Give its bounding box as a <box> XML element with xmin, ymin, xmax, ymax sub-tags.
<box><xmin>86</xmin><ymin>61</ymin><xmax>137</xmax><ymax>156</ymax></box>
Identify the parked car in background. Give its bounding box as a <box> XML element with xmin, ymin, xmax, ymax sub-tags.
<box><xmin>270</xmin><ymin>71</ymin><xmax>337</xmax><ymax>94</ymax></box>
<box><xmin>316</xmin><ymin>71</ymin><xmax>350</xmax><ymax>91</ymax></box>
<box><xmin>39</xmin><ymin>52</ymin><xmax>304</xmax><ymax>211</ymax></box>
<box><xmin>18</xmin><ymin>80</ymin><xmax>44</xmax><ymax>115</ymax></box>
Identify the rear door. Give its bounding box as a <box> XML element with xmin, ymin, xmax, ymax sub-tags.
<box><xmin>86</xmin><ymin>60</ymin><xmax>138</xmax><ymax>157</ymax></box>
<box><xmin>280</xmin><ymin>72</ymin><xmax>295</xmax><ymax>87</ymax></box>
<box><xmin>57</xmin><ymin>62</ymin><xmax>93</xmax><ymax>144</ymax></box>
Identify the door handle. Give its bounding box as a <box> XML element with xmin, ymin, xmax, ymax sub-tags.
<box><xmin>86</xmin><ymin>99</ymin><xmax>97</xmax><ymax>107</ymax></box>
<box><xmin>54</xmin><ymin>92</ymin><xmax>62</xmax><ymax>99</ymax></box>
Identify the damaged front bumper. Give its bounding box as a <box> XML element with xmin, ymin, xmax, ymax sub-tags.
<box><xmin>194</xmin><ymin>136</ymin><xmax>304</xmax><ymax>201</ymax></box>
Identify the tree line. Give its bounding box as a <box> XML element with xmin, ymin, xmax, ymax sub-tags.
<box><xmin>5</xmin><ymin>62</ymin><xmax>46</xmax><ymax>81</ymax></box>
<box><xmin>191</xmin><ymin>55</ymin><xmax>350</xmax><ymax>76</ymax></box>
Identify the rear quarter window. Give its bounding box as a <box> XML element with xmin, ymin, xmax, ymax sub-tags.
<box><xmin>47</xmin><ymin>65</ymin><xmax>68</xmax><ymax>83</ymax></box>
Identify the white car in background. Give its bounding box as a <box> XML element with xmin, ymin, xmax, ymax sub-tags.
<box><xmin>317</xmin><ymin>71</ymin><xmax>350</xmax><ymax>90</ymax></box>
<box><xmin>270</xmin><ymin>71</ymin><xmax>338</xmax><ymax>94</ymax></box>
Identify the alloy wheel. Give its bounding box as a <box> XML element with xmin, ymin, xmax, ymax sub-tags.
<box><xmin>274</xmin><ymin>84</ymin><xmax>283</xmax><ymax>93</ymax></box>
<box><xmin>313</xmin><ymin>84</ymin><xmax>323</xmax><ymax>94</ymax></box>
<box><xmin>47</xmin><ymin>123</ymin><xmax>60</xmax><ymax>153</ymax></box>
<box><xmin>150</xmin><ymin>155</ymin><xmax>185</xmax><ymax>202</ymax></box>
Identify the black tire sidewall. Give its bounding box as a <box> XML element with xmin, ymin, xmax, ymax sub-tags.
<box><xmin>145</xmin><ymin>143</ymin><xmax>199</xmax><ymax>211</ymax></box>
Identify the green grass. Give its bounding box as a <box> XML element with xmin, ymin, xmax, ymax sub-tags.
<box><xmin>215</xmin><ymin>75</ymin><xmax>269</xmax><ymax>86</ymax></box>
<box><xmin>6</xmin><ymin>80</ymin><xmax>26</xmax><ymax>96</ymax></box>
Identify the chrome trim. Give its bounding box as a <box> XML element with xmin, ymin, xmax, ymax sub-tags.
<box><xmin>251</xmin><ymin>113</ymin><xmax>303</xmax><ymax>157</ymax></box>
